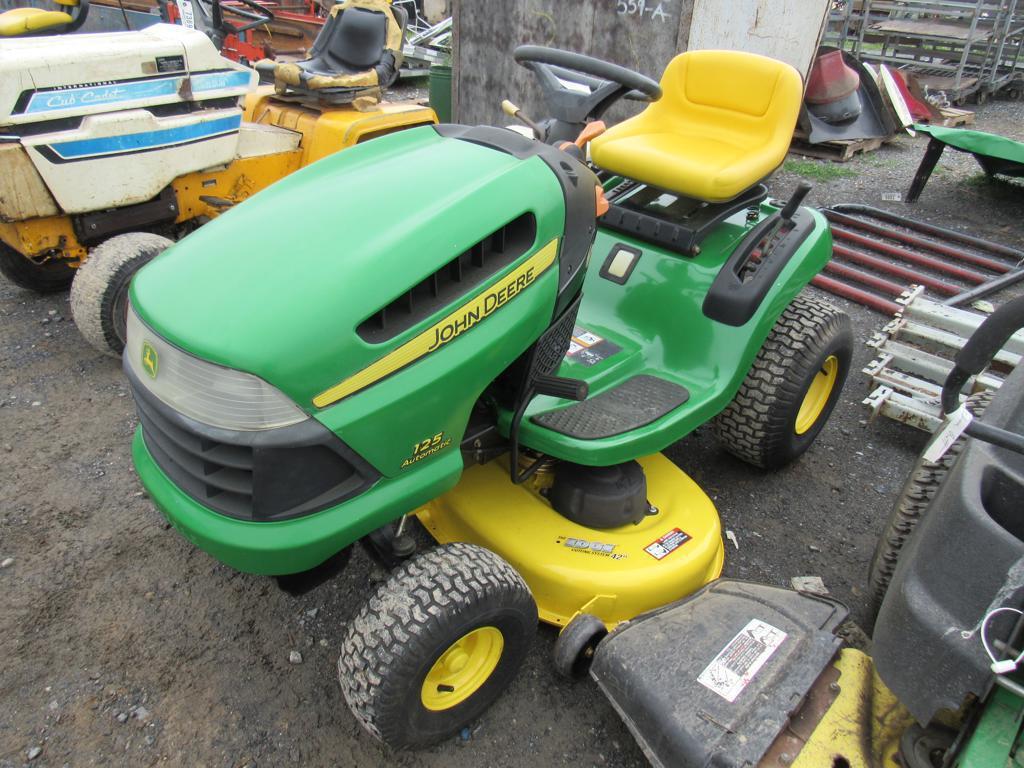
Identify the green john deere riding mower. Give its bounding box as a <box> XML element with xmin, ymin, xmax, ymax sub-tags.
<box><xmin>124</xmin><ymin>46</ymin><xmax>853</xmax><ymax>748</ymax></box>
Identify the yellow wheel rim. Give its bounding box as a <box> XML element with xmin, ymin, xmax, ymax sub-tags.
<box><xmin>420</xmin><ymin>626</ymin><xmax>504</xmax><ymax>711</ymax></box>
<box><xmin>795</xmin><ymin>355</ymin><xmax>839</xmax><ymax>435</ymax></box>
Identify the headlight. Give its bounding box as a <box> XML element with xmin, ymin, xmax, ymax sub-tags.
<box><xmin>125</xmin><ymin>305</ymin><xmax>308</xmax><ymax>431</ymax></box>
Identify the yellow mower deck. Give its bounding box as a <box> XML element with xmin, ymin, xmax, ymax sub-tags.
<box><xmin>417</xmin><ymin>453</ymin><xmax>724</xmax><ymax>628</ymax></box>
<box><xmin>791</xmin><ymin>649</ymin><xmax>911</xmax><ymax>768</ymax></box>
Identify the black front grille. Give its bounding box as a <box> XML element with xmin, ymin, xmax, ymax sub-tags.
<box><xmin>136</xmin><ymin>393</ymin><xmax>257</xmax><ymax>518</ymax></box>
<box><xmin>128</xmin><ymin>367</ymin><xmax>380</xmax><ymax>522</ymax></box>
<box><xmin>529</xmin><ymin>292</ymin><xmax>582</xmax><ymax>379</ymax></box>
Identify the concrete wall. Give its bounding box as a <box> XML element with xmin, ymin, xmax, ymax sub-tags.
<box><xmin>688</xmin><ymin>0</ymin><xmax>830</xmax><ymax>81</ymax></box>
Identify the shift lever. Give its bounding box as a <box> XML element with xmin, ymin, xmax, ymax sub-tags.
<box><xmin>780</xmin><ymin>182</ymin><xmax>812</xmax><ymax>223</ymax></box>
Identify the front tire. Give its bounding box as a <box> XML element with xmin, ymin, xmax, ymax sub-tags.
<box><xmin>338</xmin><ymin>543</ymin><xmax>537</xmax><ymax>749</ymax></box>
<box><xmin>70</xmin><ymin>232</ymin><xmax>172</xmax><ymax>356</ymax></box>
<box><xmin>0</xmin><ymin>241</ymin><xmax>75</xmax><ymax>293</ymax></box>
<box><xmin>713</xmin><ymin>293</ymin><xmax>853</xmax><ymax>469</ymax></box>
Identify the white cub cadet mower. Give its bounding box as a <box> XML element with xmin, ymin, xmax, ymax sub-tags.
<box><xmin>0</xmin><ymin>2</ymin><xmax>434</xmax><ymax>354</ymax></box>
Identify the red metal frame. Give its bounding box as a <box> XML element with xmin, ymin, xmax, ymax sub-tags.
<box><xmin>812</xmin><ymin>207</ymin><xmax>1024</xmax><ymax>314</ymax></box>
<box><xmin>162</xmin><ymin>0</ymin><xmax>322</xmax><ymax>62</ymax></box>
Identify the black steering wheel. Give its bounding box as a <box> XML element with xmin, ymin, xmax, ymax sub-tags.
<box><xmin>197</xmin><ymin>0</ymin><xmax>274</xmax><ymax>36</ymax></box>
<box><xmin>513</xmin><ymin>45</ymin><xmax>661</xmax><ymax>143</ymax></box>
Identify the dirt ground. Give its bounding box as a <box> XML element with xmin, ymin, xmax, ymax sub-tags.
<box><xmin>2</xmin><ymin>101</ymin><xmax>1024</xmax><ymax>767</ymax></box>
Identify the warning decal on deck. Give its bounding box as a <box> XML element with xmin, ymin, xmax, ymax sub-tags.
<box><xmin>697</xmin><ymin>619</ymin><xmax>788</xmax><ymax>703</ymax></box>
<box><xmin>644</xmin><ymin>528</ymin><xmax>690</xmax><ymax>560</ymax></box>
<box><xmin>565</xmin><ymin>326</ymin><xmax>621</xmax><ymax>367</ymax></box>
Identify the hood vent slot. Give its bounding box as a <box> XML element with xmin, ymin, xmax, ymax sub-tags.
<box><xmin>357</xmin><ymin>212</ymin><xmax>537</xmax><ymax>344</ymax></box>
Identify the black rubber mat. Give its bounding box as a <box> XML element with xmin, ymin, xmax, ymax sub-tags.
<box><xmin>531</xmin><ymin>375</ymin><xmax>689</xmax><ymax>439</ymax></box>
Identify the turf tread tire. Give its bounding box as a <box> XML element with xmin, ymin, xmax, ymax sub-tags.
<box><xmin>713</xmin><ymin>292</ymin><xmax>852</xmax><ymax>469</ymax></box>
<box><xmin>0</xmin><ymin>240</ymin><xmax>75</xmax><ymax>293</ymax></box>
<box><xmin>338</xmin><ymin>542</ymin><xmax>537</xmax><ymax>749</ymax></box>
<box><xmin>70</xmin><ymin>233</ymin><xmax>172</xmax><ymax>357</ymax></box>
<box><xmin>866</xmin><ymin>390</ymin><xmax>993</xmax><ymax>623</ymax></box>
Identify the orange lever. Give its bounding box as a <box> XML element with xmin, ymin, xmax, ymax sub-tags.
<box><xmin>595</xmin><ymin>185</ymin><xmax>609</xmax><ymax>217</ymax></box>
<box><xmin>575</xmin><ymin>120</ymin><xmax>606</xmax><ymax>148</ymax></box>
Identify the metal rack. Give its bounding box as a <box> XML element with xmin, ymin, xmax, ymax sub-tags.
<box><xmin>824</xmin><ymin>1</ymin><xmax>1024</xmax><ymax>103</ymax></box>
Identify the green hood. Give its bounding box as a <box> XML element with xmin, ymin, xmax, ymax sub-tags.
<box><xmin>130</xmin><ymin>125</ymin><xmax>565</xmax><ymax>409</ymax></box>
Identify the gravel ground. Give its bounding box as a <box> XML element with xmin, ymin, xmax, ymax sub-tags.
<box><xmin>2</xmin><ymin>98</ymin><xmax>1023</xmax><ymax>768</ymax></box>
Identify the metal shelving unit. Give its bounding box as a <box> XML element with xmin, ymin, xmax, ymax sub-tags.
<box><xmin>825</xmin><ymin>0</ymin><xmax>1024</xmax><ymax>103</ymax></box>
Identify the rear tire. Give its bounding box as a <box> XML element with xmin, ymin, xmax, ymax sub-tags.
<box><xmin>713</xmin><ymin>293</ymin><xmax>853</xmax><ymax>469</ymax></box>
<box><xmin>70</xmin><ymin>233</ymin><xmax>172</xmax><ymax>357</ymax></box>
<box><xmin>338</xmin><ymin>543</ymin><xmax>537</xmax><ymax>749</ymax></box>
<box><xmin>866</xmin><ymin>390</ymin><xmax>992</xmax><ymax>625</ymax></box>
<box><xmin>0</xmin><ymin>241</ymin><xmax>75</xmax><ymax>293</ymax></box>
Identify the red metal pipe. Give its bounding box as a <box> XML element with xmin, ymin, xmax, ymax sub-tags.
<box><xmin>812</xmin><ymin>274</ymin><xmax>902</xmax><ymax>314</ymax></box>
<box><xmin>832</xmin><ymin>243</ymin><xmax>961</xmax><ymax>295</ymax></box>
<box><xmin>824</xmin><ymin>260</ymin><xmax>907</xmax><ymax>295</ymax></box>
<box><xmin>830</xmin><ymin>204</ymin><xmax>1024</xmax><ymax>261</ymax></box>
<box><xmin>831</xmin><ymin>226</ymin><xmax>989</xmax><ymax>284</ymax></box>
<box><xmin>824</xmin><ymin>211</ymin><xmax>1012</xmax><ymax>274</ymax></box>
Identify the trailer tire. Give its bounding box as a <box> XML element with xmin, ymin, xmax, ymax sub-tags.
<box><xmin>713</xmin><ymin>293</ymin><xmax>852</xmax><ymax>469</ymax></box>
<box><xmin>866</xmin><ymin>390</ymin><xmax>992</xmax><ymax>626</ymax></box>
<box><xmin>338</xmin><ymin>542</ymin><xmax>537</xmax><ymax>749</ymax></box>
<box><xmin>0</xmin><ymin>241</ymin><xmax>76</xmax><ymax>293</ymax></box>
<box><xmin>70</xmin><ymin>233</ymin><xmax>172</xmax><ymax>357</ymax></box>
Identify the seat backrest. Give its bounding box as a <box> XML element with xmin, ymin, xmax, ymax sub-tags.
<box><xmin>333</xmin><ymin>6</ymin><xmax>389</xmax><ymax>69</ymax></box>
<box><xmin>649</xmin><ymin>50</ymin><xmax>802</xmax><ymax>147</ymax></box>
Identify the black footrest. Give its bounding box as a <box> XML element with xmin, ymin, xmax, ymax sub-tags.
<box><xmin>531</xmin><ymin>375</ymin><xmax>689</xmax><ymax>440</ymax></box>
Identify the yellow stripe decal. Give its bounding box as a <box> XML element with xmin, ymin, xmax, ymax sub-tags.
<box><xmin>313</xmin><ymin>237</ymin><xmax>559</xmax><ymax>408</ymax></box>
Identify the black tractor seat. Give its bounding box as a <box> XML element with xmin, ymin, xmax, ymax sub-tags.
<box><xmin>258</xmin><ymin>0</ymin><xmax>406</xmax><ymax>109</ymax></box>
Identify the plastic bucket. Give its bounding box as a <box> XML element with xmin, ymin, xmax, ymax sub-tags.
<box><xmin>429</xmin><ymin>64</ymin><xmax>453</xmax><ymax>122</ymax></box>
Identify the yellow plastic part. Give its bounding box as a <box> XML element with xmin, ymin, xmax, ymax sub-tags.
<box><xmin>792</xmin><ymin>649</ymin><xmax>913</xmax><ymax>768</ymax></box>
<box><xmin>0</xmin><ymin>7</ymin><xmax>72</xmax><ymax>35</ymax></box>
<box><xmin>589</xmin><ymin>50</ymin><xmax>803</xmax><ymax>202</ymax></box>
<box><xmin>795</xmin><ymin>354</ymin><xmax>839</xmax><ymax>435</ymax></box>
<box><xmin>243</xmin><ymin>88</ymin><xmax>437</xmax><ymax>166</ymax></box>
<box><xmin>0</xmin><ymin>217</ymin><xmax>86</xmax><ymax>265</ymax></box>
<box><xmin>417</xmin><ymin>453</ymin><xmax>724</xmax><ymax>628</ymax></box>
<box><xmin>420</xmin><ymin>626</ymin><xmax>504</xmax><ymax>711</ymax></box>
<box><xmin>170</xmin><ymin>149</ymin><xmax>303</xmax><ymax>221</ymax></box>
<box><xmin>273</xmin><ymin>62</ymin><xmax>379</xmax><ymax>90</ymax></box>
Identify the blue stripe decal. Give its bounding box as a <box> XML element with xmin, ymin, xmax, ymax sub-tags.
<box><xmin>26</xmin><ymin>78</ymin><xmax>182</xmax><ymax>114</ymax></box>
<box><xmin>192</xmin><ymin>70</ymin><xmax>252</xmax><ymax>92</ymax></box>
<box><xmin>23</xmin><ymin>70</ymin><xmax>251</xmax><ymax>114</ymax></box>
<box><xmin>47</xmin><ymin>114</ymin><xmax>242</xmax><ymax>159</ymax></box>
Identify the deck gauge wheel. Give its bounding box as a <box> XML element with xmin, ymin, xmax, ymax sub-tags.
<box><xmin>553</xmin><ymin>612</ymin><xmax>608</xmax><ymax>680</ymax></box>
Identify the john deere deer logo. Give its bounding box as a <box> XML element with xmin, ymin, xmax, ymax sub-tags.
<box><xmin>141</xmin><ymin>341</ymin><xmax>159</xmax><ymax>379</ymax></box>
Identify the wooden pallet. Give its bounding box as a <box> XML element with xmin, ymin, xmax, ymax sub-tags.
<box><xmin>788</xmin><ymin>135</ymin><xmax>884</xmax><ymax>162</ymax></box>
<box><xmin>937</xmin><ymin>106</ymin><xmax>975</xmax><ymax>126</ymax></box>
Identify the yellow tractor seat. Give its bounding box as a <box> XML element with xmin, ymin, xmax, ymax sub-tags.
<box><xmin>0</xmin><ymin>7</ymin><xmax>73</xmax><ymax>36</ymax></box>
<box><xmin>590</xmin><ymin>50</ymin><xmax>802</xmax><ymax>203</ymax></box>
